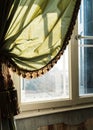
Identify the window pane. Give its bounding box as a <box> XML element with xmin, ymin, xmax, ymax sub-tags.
<box><xmin>21</xmin><ymin>48</ymin><xmax>69</xmax><ymax>103</ymax></box>
<box><xmin>78</xmin><ymin>0</ymin><xmax>93</xmax><ymax>95</ymax></box>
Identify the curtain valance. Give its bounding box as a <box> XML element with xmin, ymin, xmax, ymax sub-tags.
<box><xmin>0</xmin><ymin>0</ymin><xmax>81</xmax><ymax>78</ymax></box>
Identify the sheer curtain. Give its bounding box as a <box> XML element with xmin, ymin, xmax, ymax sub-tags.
<box><xmin>3</xmin><ymin>0</ymin><xmax>81</xmax><ymax>78</ymax></box>
<box><xmin>0</xmin><ymin>0</ymin><xmax>81</xmax><ymax>130</ymax></box>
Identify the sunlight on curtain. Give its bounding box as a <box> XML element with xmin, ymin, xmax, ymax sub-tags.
<box><xmin>2</xmin><ymin>0</ymin><xmax>81</xmax><ymax>78</ymax></box>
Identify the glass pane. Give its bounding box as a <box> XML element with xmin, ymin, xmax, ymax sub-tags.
<box><xmin>21</xmin><ymin>48</ymin><xmax>69</xmax><ymax>103</ymax></box>
<box><xmin>78</xmin><ymin>0</ymin><xmax>93</xmax><ymax>95</ymax></box>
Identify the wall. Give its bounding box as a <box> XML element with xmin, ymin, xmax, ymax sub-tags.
<box><xmin>15</xmin><ymin>107</ymin><xmax>93</xmax><ymax>130</ymax></box>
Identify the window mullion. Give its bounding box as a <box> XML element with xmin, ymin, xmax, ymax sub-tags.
<box><xmin>69</xmin><ymin>22</ymin><xmax>79</xmax><ymax>105</ymax></box>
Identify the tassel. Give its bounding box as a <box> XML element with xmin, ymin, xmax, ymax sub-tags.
<box><xmin>0</xmin><ymin>63</ymin><xmax>19</xmax><ymax>118</ymax></box>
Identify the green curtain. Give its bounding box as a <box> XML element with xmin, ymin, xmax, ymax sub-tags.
<box><xmin>0</xmin><ymin>0</ymin><xmax>81</xmax><ymax>130</ymax></box>
<box><xmin>1</xmin><ymin>0</ymin><xmax>81</xmax><ymax>78</ymax></box>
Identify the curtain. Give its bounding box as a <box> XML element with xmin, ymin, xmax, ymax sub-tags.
<box><xmin>0</xmin><ymin>0</ymin><xmax>81</xmax><ymax>130</ymax></box>
<box><xmin>1</xmin><ymin>0</ymin><xmax>81</xmax><ymax>78</ymax></box>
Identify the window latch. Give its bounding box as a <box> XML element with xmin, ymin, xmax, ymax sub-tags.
<box><xmin>75</xmin><ymin>35</ymin><xmax>93</xmax><ymax>40</ymax></box>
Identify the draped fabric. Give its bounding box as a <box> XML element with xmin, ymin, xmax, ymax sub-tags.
<box><xmin>1</xmin><ymin>0</ymin><xmax>81</xmax><ymax>78</ymax></box>
<box><xmin>0</xmin><ymin>64</ymin><xmax>19</xmax><ymax>130</ymax></box>
<box><xmin>0</xmin><ymin>0</ymin><xmax>81</xmax><ymax>130</ymax></box>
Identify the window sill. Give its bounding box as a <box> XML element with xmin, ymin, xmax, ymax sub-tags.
<box><xmin>15</xmin><ymin>103</ymin><xmax>93</xmax><ymax>120</ymax></box>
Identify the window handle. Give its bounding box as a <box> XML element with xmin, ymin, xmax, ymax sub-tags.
<box><xmin>75</xmin><ymin>35</ymin><xmax>93</xmax><ymax>40</ymax></box>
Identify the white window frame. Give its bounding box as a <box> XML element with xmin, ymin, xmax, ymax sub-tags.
<box><xmin>12</xmin><ymin>22</ymin><xmax>93</xmax><ymax>118</ymax></box>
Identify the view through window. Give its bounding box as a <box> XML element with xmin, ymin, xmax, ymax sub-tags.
<box><xmin>21</xmin><ymin>48</ymin><xmax>69</xmax><ymax>103</ymax></box>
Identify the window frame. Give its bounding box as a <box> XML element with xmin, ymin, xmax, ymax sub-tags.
<box><xmin>13</xmin><ymin>21</ymin><xmax>93</xmax><ymax>115</ymax></box>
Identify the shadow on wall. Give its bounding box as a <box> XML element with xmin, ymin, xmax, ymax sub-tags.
<box><xmin>38</xmin><ymin>118</ymin><xmax>93</xmax><ymax>130</ymax></box>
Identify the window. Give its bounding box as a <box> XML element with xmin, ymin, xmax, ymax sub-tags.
<box><xmin>78</xmin><ymin>0</ymin><xmax>93</xmax><ymax>95</ymax></box>
<box><xmin>21</xmin><ymin>48</ymin><xmax>69</xmax><ymax>103</ymax></box>
<box><xmin>13</xmin><ymin>0</ymin><xmax>93</xmax><ymax>113</ymax></box>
